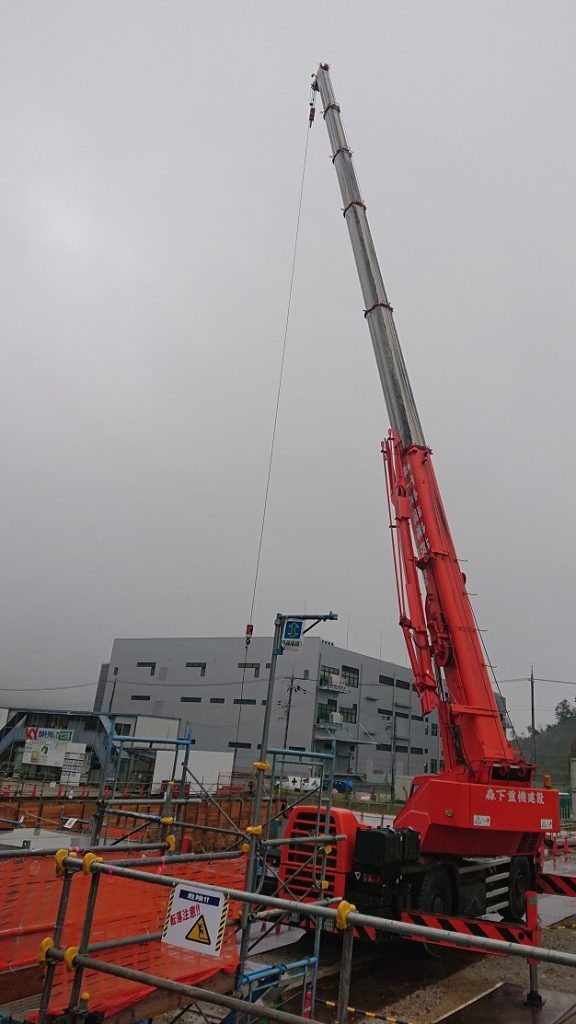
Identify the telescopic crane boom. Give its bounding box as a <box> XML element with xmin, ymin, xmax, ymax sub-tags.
<box><xmin>312</xmin><ymin>64</ymin><xmax>558</xmax><ymax>856</ymax></box>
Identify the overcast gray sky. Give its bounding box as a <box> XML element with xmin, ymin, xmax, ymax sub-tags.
<box><xmin>1</xmin><ymin>1</ymin><xmax>575</xmax><ymax>733</ymax></box>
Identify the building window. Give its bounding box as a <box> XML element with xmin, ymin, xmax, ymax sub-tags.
<box><xmin>113</xmin><ymin>666</ymin><xmax>119</xmax><ymax>676</ymax></box>
<box><xmin>340</xmin><ymin>704</ymin><xmax>357</xmax><ymax>724</ymax></box>
<box><xmin>410</xmin><ymin>746</ymin><xmax>423</xmax><ymax>755</ymax></box>
<box><xmin>210</xmin><ymin>697</ymin><xmax>225</xmax><ymax>704</ymax></box>
<box><xmin>395</xmin><ymin>745</ymin><xmax>408</xmax><ymax>753</ymax></box>
<box><xmin>130</xmin><ymin>695</ymin><xmax>151</xmax><ymax>702</ymax></box>
<box><xmin>180</xmin><ymin>696</ymin><xmax>201</xmax><ymax>703</ymax></box>
<box><xmin>316</xmin><ymin>698</ymin><xmax>337</xmax><ymax>724</ymax></box>
<box><xmin>238</xmin><ymin>662</ymin><xmax>260</xmax><ymax>678</ymax></box>
<box><xmin>228</xmin><ymin>741</ymin><xmax>252</xmax><ymax>749</ymax></box>
<box><xmin>431</xmin><ymin>723</ymin><xmax>438</xmax><ymax>736</ymax></box>
<box><xmin>431</xmin><ymin>758</ymin><xmax>438</xmax><ymax>773</ymax></box>
<box><xmin>289</xmin><ymin>746</ymin><xmax>306</xmax><ymax>751</ymax></box>
<box><xmin>379</xmin><ymin>675</ymin><xmax>394</xmax><ymax>686</ymax></box>
<box><xmin>377</xmin><ymin>708</ymin><xmax>392</xmax><ymax>717</ymax></box>
<box><xmin>303</xmin><ymin>669</ymin><xmax>310</xmax><ymax>680</ymax></box>
<box><xmin>114</xmin><ymin>723</ymin><xmax>131</xmax><ymax>736</ymax></box>
<box><xmin>320</xmin><ymin>665</ymin><xmax>339</xmax><ymax>683</ymax></box>
<box><xmin>261</xmin><ymin>699</ymin><xmax>267</xmax><ymax>706</ymax></box>
<box><xmin>186</xmin><ymin>662</ymin><xmax>206</xmax><ymax>676</ymax></box>
<box><xmin>395</xmin><ymin>711</ymin><xmax>409</xmax><ymax>720</ymax></box>
<box><xmin>136</xmin><ymin>662</ymin><xmax>156</xmax><ymax>677</ymax></box>
<box><xmin>376</xmin><ymin>743</ymin><xmax>391</xmax><ymax>751</ymax></box>
<box><xmin>341</xmin><ymin>665</ymin><xmax>359</xmax><ymax>688</ymax></box>
<box><xmin>396</xmin><ymin>678</ymin><xmax>410</xmax><ymax>690</ymax></box>
<box><xmin>233</xmin><ymin>698</ymin><xmax>257</xmax><ymax>705</ymax></box>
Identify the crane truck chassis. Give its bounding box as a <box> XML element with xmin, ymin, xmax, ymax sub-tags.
<box><xmin>276</xmin><ymin>65</ymin><xmax>561</xmax><ymax>940</ymax></box>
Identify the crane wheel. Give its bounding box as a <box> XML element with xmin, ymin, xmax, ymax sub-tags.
<box><xmin>418</xmin><ymin>865</ymin><xmax>453</xmax><ymax>957</ymax></box>
<box><xmin>503</xmin><ymin>856</ymin><xmax>533</xmax><ymax>922</ymax></box>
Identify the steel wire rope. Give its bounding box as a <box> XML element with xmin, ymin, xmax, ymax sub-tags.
<box><xmin>469</xmin><ymin>603</ymin><xmax>522</xmax><ymax>751</ymax></box>
<box><xmin>233</xmin><ymin>91</ymin><xmax>315</xmax><ymax>751</ymax></box>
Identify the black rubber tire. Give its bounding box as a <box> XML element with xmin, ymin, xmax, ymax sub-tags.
<box><xmin>504</xmin><ymin>856</ymin><xmax>533</xmax><ymax>922</ymax></box>
<box><xmin>419</xmin><ymin>865</ymin><xmax>454</xmax><ymax>915</ymax></box>
<box><xmin>418</xmin><ymin>865</ymin><xmax>453</xmax><ymax>957</ymax></box>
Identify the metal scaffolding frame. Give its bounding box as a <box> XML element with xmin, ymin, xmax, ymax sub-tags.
<box><xmin>34</xmin><ymin>850</ymin><xmax>576</xmax><ymax>1024</ymax></box>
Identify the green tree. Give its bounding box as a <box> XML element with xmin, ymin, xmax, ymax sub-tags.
<box><xmin>554</xmin><ymin>698</ymin><xmax>574</xmax><ymax>723</ymax></box>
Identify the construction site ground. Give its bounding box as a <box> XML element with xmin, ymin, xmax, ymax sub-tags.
<box><xmin>152</xmin><ymin>917</ymin><xmax>576</xmax><ymax>1024</ymax></box>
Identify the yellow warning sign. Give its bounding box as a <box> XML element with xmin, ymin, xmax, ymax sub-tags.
<box><xmin>186</xmin><ymin>914</ymin><xmax>210</xmax><ymax>945</ymax></box>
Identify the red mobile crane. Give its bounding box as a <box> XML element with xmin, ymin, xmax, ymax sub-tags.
<box><xmin>279</xmin><ymin>65</ymin><xmax>559</xmax><ymax>925</ymax></box>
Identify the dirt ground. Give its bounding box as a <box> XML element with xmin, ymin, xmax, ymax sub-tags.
<box><xmin>309</xmin><ymin>922</ymin><xmax>576</xmax><ymax>1023</ymax></box>
<box><xmin>247</xmin><ymin>916</ymin><xmax>576</xmax><ymax>1024</ymax></box>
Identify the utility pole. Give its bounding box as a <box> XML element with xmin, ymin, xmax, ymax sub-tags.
<box><xmin>530</xmin><ymin>666</ymin><xmax>537</xmax><ymax>767</ymax></box>
<box><xmin>283</xmin><ymin>673</ymin><xmax>295</xmax><ymax>749</ymax></box>
<box><xmin>390</xmin><ymin>712</ymin><xmax>397</xmax><ymax>805</ymax></box>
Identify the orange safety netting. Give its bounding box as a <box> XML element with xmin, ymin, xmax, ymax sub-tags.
<box><xmin>0</xmin><ymin>850</ymin><xmax>246</xmax><ymax>1018</ymax></box>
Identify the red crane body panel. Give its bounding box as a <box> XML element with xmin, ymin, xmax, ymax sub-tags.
<box><xmin>393</xmin><ymin>775</ymin><xmax>559</xmax><ymax>857</ymax></box>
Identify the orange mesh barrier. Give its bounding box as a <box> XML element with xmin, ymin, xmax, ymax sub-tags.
<box><xmin>0</xmin><ymin>851</ymin><xmax>246</xmax><ymax>1019</ymax></box>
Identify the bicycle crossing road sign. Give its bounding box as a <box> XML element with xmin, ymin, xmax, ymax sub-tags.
<box><xmin>162</xmin><ymin>883</ymin><xmax>228</xmax><ymax>957</ymax></box>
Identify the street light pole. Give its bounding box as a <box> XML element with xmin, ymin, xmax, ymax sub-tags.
<box><xmin>236</xmin><ymin>610</ymin><xmax>337</xmax><ymax>986</ymax></box>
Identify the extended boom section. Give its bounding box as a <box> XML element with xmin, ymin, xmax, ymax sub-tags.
<box><xmin>312</xmin><ymin>64</ymin><xmax>559</xmax><ymax>855</ymax></box>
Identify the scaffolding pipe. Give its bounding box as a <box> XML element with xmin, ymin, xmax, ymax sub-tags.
<box><xmin>67</xmin><ymin>871</ymin><xmax>101</xmax><ymax>1011</ymax></box>
<box><xmin>335</xmin><ymin>926</ymin><xmax>355</xmax><ymax>1024</ymax></box>
<box><xmin>60</xmin><ymin>854</ymin><xmax>576</xmax><ymax>967</ymax></box>
<box><xmin>107</xmin><ymin>850</ymin><xmax>243</xmax><ymax>867</ymax></box>
<box><xmin>0</xmin><ymin>840</ymin><xmax>171</xmax><ymax>860</ymax></box>
<box><xmin>185</xmin><ymin>767</ymin><xmax>246</xmax><ymax>835</ymax></box>
<box><xmin>44</xmin><ymin>947</ymin><xmax>323</xmax><ymax>1024</ymax></box>
<box><xmin>88</xmin><ymin>931</ymin><xmax>161</xmax><ymax>952</ymax></box>
<box><xmin>37</xmin><ymin>869</ymin><xmax>74</xmax><ymax>1024</ymax></box>
<box><xmin>260</xmin><ymin>833</ymin><xmax>345</xmax><ymax>848</ymax></box>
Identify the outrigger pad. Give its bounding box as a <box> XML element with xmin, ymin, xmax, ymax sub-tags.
<box><xmin>433</xmin><ymin>982</ymin><xmax>576</xmax><ymax>1024</ymax></box>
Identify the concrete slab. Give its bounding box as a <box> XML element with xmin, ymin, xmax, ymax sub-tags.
<box><xmin>0</xmin><ymin>827</ymin><xmax>92</xmax><ymax>851</ymax></box>
<box><xmin>435</xmin><ymin>983</ymin><xmax>576</xmax><ymax>1024</ymax></box>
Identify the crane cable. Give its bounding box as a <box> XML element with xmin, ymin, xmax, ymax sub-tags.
<box><xmin>233</xmin><ymin>85</ymin><xmax>317</xmax><ymax>750</ymax></box>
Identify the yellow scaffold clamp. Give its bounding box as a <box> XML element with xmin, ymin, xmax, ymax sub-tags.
<box><xmin>37</xmin><ymin>937</ymin><xmax>54</xmax><ymax>964</ymax></box>
<box><xmin>165</xmin><ymin>833</ymin><xmax>176</xmax><ymax>853</ymax></box>
<box><xmin>336</xmin><ymin>899</ymin><xmax>356</xmax><ymax>930</ymax></box>
<box><xmin>241</xmin><ymin>842</ymin><xmax>250</xmax><ymax>854</ymax></box>
<box><xmin>246</xmin><ymin>825</ymin><xmax>262</xmax><ymax>836</ymax></box>
<box><xmin>82</xmin><ymin>853</ymin><xmax>103</xmax><ymax>875</ymax></box>
<box><xmin>54</xmin><ymin>849</ymin><xmax>69</xmax><ymax>876</ymax></box>
<box><xmin>253</xmin><ymin>761</ymin><xmax>270</xmax><ymax>772</ymax></box>
<box><xmin>64</xmin><ymin>946</ymin><xmax>79</xmax><ymax>971</ymax></box>
<box><xmin>160</xmin><ymin>816</ymin><xmax>174</xmax><ymax>826</ymax></box>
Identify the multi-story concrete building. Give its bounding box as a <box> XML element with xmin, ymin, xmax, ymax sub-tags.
<box><xmin>95</xmin><ymin>637</ymin><xmax>443</xmax><ymax>785</ymax></box>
